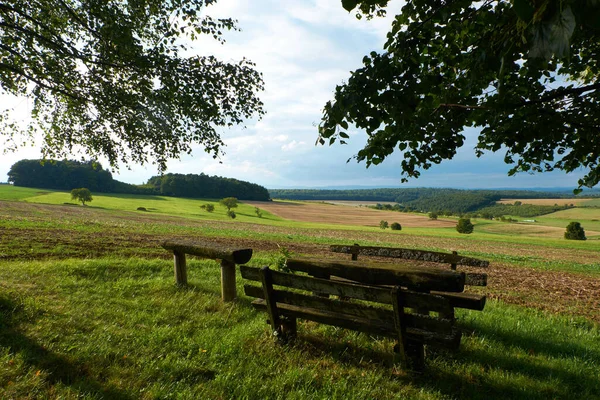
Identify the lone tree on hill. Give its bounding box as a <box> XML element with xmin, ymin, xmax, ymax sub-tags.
<box><xmin>318</xmin><ymin>0</ymin><xmax>600</xmax><ymax>193</ymax></box>
<box><xmin>456</xmin><ymin>218</ymin><xmax>474</xmax><ymax>234</ymax></box>
<box><xmin>220</xmin><ymin>197</ymin><xmax>239</xmax><ymax>211</ymax></box>
<box><xmin>0</xmin><ymin>1</ymin><xmax>264</xmax><ymax>172</ymax></box>
<box><xmin>564</xmin><ymin>222</ymin><xmax>586</xmax><ymax>240</ymax></box>
<box><xmin>71</xmin><ymin>188</ymin><xmax>93</xmax><ymax>206</ymax></box>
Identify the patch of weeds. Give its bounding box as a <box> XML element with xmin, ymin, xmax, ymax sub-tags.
<box><xmin>272</xmin><ymin>245</ymin><xmax>292</xmax><ymax>272</ymax></box>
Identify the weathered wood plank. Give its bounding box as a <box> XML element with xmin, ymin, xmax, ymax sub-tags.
<box><xmin>244</xmin><ymin>285</ymin><xmax>453</xmax><ymax>334</ymax></box>
<box><xmin>162</xmin><ymin>240</ymin><xmax>252</xmax><ymax>264</ymax></box>
<box><xmin>392</xmin><ymin>287</ymin><xmax>407</xmax><ymax>367</ymax></box>
<box><xmin>251</xmin><ymin>300</ymin><xmax>461</xmax><ymax>349</ymax></box>
<box><xmin>241</xmin><ymin>266</ymin><xmax>453</xmax><ymax>314</ymax></box>
<box><xmin>431</xmin><ymin>291</ymin><xmax>487</xmax><ymax>311</ymax></box>
<box><xmin>465</xmin><ymin>273</ymin><xmax>487</xmax><ymax>287</ymax></box>
<box><xmin>173</xmin><ymin>251</ymin><xmax>187</xmax><ymax>285</ymax></box>
<box><xmin>259</xmin><ymin>267</ymin><xmax>281</xmax><ymax>335</ymax></box>
<box><xmin>221</xmin><ymin>259</ymin><xmax>236</xmax><ymax>302</ymax></box>
<box><xmin>330</xmin><ymin>244</ymin><xmax>489</xmax><ymax>268</ymax></box>
<box><xmin>286</xmin><ymin>257</ymin><xmax>465</xmax><ymax>292</ymax></box>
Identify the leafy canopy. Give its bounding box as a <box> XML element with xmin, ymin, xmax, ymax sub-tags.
<box><xmin>70</xmin><ymin>187</ymin><xmax>93</xmax><ymax>205</ymax></box>
<box><xmin>564</xmin><ymin>221</ymin><xmax>586</xmax><ymax>240</ymax></box>
<box><xmin>0</xmin><ymin>1</ymin><xmax>264</xmax><ymax>172</ymax></box>
<box><xmin>220</xmin><ymin>197</ymin><xmax>239</xmax><ymax>211</ymax></box>
<box><xmin>319</xmin><ymin>0</ymin><xmax>600</xmax><ymax>192</ymax></box>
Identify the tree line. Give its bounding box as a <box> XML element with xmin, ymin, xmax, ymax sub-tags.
<box><xmin>269</xmin><ymin>188</ymin><xmax>578</xmax><ymax>214</ymax></box>
<box><xmin>8</xmin><ymin>159</ymin><xmax>270</xmax><ymax>201</ymax></box>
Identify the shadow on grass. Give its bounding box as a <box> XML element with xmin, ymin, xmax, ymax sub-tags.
<box><xmin>270</xmin><ymin>320</ymin><xmax>597</xmax><ymax>400</ymax></box>
<box><xmin>0</xmin><ymin>296</ymin><xmax>134</xmax><ymax>399</ymax></box>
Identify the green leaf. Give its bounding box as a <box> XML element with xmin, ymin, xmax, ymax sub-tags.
<box><xmin>341</xmin><ymin>0</ymin><xmax>359</xmax><ymax>12</ymax></box>
<box><xmin>512</xmin><ymin>0</ymin><xmax>534</xmax><ymax>21</ymax></box>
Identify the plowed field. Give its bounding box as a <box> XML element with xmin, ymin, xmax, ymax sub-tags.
<box><xmin>246</xmin><ymin>200</ymin><xmax>455</xmax><ymax>228</ymax></box>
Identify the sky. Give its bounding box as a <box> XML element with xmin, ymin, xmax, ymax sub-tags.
<box><xmin>0</xmin><ymin>0</ymin><xmax>588</xmax><ymax>189</ymax></box>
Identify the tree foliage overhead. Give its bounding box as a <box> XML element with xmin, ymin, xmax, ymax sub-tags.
<box><xmin>319</xmin><ymin>0</ymin><xmax>600</xmax><ymax>191</ymax></box>
<box><xmin>0</xmin><ymin>0</ymin><xmax>264</xmax><ymax>171</ymax></box>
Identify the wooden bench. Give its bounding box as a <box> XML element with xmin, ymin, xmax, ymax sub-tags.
<box><xmin>241</xmin><ymin>257</ymin><xmax>483</xmax><ymax>371</ymax></box>
<box><xmin>162</xmin><ymin>240</ymin><xmax>252</xmax><ymax>301</ymax></box>
<box><xmin>330</xmin><ymin>244</ymin><xmax>488</xmax><ymax>317</ymax></box>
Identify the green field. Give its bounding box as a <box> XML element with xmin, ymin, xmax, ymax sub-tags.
<box><xmin>1</xmin><ymin>186</ymin><xmax>599</xmax><ymax>399</ymax></box>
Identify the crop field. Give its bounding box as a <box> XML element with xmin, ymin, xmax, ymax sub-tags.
<box><xmin>1</xmin><ymin>187</ymin><xmax>600</xmax><ymax>399</ymax></box>
<box><xmin>245</xmin><ymin>200</ymin><xmax>455</xmax><ymax>228</ymax></box>
<box><xmin>497</xmin><ymin>198</ymin><xmax>594</xmax><ymax>206</ymax></box>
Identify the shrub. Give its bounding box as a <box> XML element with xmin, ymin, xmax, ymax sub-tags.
<box><xmin>390</xmin><ymin>222</ymin><xmax>402</xmax><ymax>231</ymax></box>
<box><xmin>379</xmin><ymin>220</ymin><xmax>388</xmax><ymax>229</ymax></box>
<box><xmin>428</xmin><ymin>212</ymin><xmax>438</xmax><ymax>220</ymax></box>
<box><xmin>227</xmin><ymin>210</ymin><xmax>236</xmax><ymax>219</ymax></box>
<box><xmin>564</xmin><ymin>222</ymin><xmax>586</xmax><ymax>240</ymax></box>
<box><xmin>202</xmin><ymin>204</ymin><xmax>215</xmax><ymax>212</ymax></box>
<box><xmin>456</xmin><ymin>218</ymin><xmax>474</xmax><ymax>234</ymax></box>
<box><xmin>136</xmin><ymin>207</ymin><xmax>147</xmax><ymax>211</ymax></box>
<box><xmin>255</xmin><ymin>207</ymin><xmax>263</xmax><ymax>218</ymax></box>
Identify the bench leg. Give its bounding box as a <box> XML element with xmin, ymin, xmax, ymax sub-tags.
<box><xmin>173</xmin><ymin>251</ymin><xmax>187</xmax><ymax>285</ymax></box>
<box><xmin>406</xmin><ymin>340</ymin><xmax>425</xmax><ymax>372</ymax></box>
<box><xmin>281</xmin><ymin>316</ymin><xmax>297</xmax><ymax>340</ymax></box>
<box><xmin>221</xmin><ymin>259</ymin><xmax>236</xmax><ymax>302</ymax></box>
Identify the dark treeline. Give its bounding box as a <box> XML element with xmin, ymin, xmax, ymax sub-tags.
<box><xmin>475</xmin><ymin>204</ymin><xmax>572</xmax><ymax>218</ymax></box>
<box><xmin>8</xmin><ymin>159</ymin><xmax>270</xmax><ymax>201</ymax></box>
<box><xmin>147</xmin><ymin>173</ymin><xmax>270</xmax><ymax>200</ymax></box>
<box><xmin>269</xmin><ymin>188</ymin><xmax>575</xmax><ymax>214</ymax></box>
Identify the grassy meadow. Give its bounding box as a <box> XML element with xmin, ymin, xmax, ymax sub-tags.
<box><xmin>1</xmin><ymin>186</ymin><xmax>600</xmax><ymax>399</ymax></box>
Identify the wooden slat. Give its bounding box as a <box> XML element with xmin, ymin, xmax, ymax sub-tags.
<box><xmin>244</xmin><ymin>285</ymin><xmax>453</xmax><ymax>334</ymax></box>
<box><xmin>259</xmin><ymin>267</ymin><xmax>280</xmax><ymax>334</ymax></box>
<box><xmin>286</xmin><ymin>257</ymin><xmax>465</xmax><ymax>292</ymax></box>
<box><xmin>465</xmin><ymin>273</ymin><xmax>487</xmax><ymax>287</ymax></box>
<box><xmin>162</xmin><ymin>240</ymin><xmax>252</xmax><ymax>264</ymax></box>
<box><xmin>251</xmin><ymin>300</ymin><xmax>461</xmax><ymax>349</ymax></box>
<box><xmin>431</xmin><ymin>291</ymin><xmax>487</xmax><ymax>311</ymax></box>
<box><xmin>241</xmin><ymin>266</ymin><xmax>453</xmax><ymax>314</ymax></box>
<box><xmin>330</xmin><ymin>244</ymin><xmax>489</xmax><ymax>268</ymax></box>
<box><xmin>392</xmin><ymin>287</ymin><xmax>407</xmax><ymax>366</ymax></box>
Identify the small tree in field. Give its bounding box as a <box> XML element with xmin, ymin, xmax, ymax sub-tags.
<box><xmin>565</xmin><ymin>222</ymin><xmax>586</xmax><ymax>240</ymax></box>
<box><xmin>456</xmin><ymin>218</ymin><xmax>474</xmax><ymax>234</ymax></box>
<box><xmin>379</xmin><ymin>220</ymin><xmax>388</xmax><ymax>229</ymax></box>
<box><xmin>390</xmin><ymin>222</ymin><xmax>402</xmax><ymax>231</ymax></box>
<box><xmin>201</xmin><ymin>204</ymin><xmax>215</xmax><ymax>212</ymax></box>
<box><xmin>70</xmin><ymin>188</ymin><xmax>93</xmax><ymax>205</ymax></box>
<box><xmin>428</xmin><ymin>212</ymin><xmax>438</xmax><ymax>220</ymax></box>
<box><xmin>255</xmin><ymin>207</ymin><xmax>263</xmax><ymax>218</ymax></box>
<box><xmin>220</xmin><ymin>197</ymin><xmax>239</xmax><ymax>211</ymax></box>
<box><xmin>227</xmin><ymin>210</ymin><xmax>236</xmax><ymax>219</ymax></box>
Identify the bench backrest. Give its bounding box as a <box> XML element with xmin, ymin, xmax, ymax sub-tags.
<box><xmin>330</xmin><ymin>244</ymin><xmax>488</xmax><ymax>287</ymax></box>
<box><xmin>240</xmin><ymin>265</ymin><xmax>462</xmax><ymax>351</ymax></box>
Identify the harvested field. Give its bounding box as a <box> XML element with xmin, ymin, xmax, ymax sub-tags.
<box><xmin>497</xmin><ymin>198</ymin><xmax>592</xmax><ymax>206</ymax></box>
<box><xmin>479</xmin><ymin>222</ymin><xmax>600</xmax><ymax>238</ymax></box>
<box><xmin>246</xmin><ymin>200</ymin><xmax>454</xmax><ymax>228</ymax></box>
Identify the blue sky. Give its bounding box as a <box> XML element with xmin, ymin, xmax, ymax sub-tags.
<box><xmin>0</xmin><ymin>0</ymin><xmax>587</xmax><ymax>189</ymax></box>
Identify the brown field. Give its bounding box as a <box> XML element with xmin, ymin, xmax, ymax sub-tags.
<box><xmin>497</xmin><ymin>198</ymin><xmax>592</xmax><ymax>206</ymax></box>
<box><xmin>246</xmin><ymin>200</ymin><xmax>455</xmax><ymax>228</ymax></box>
<box><xmin>479</xmin><ymin>222</ymin><xmax>600</xmax><ymax>238</ymax></box>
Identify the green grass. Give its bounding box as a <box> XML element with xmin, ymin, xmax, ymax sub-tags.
<box><xmin>0</xmin><ymin>185</ymin><xmax>52</xmax><ymax>200</ymax></box>
<box><xmin>1</xmin><ymin>257</ymin><xmax>598</xmax><ymax>399</ymax></box>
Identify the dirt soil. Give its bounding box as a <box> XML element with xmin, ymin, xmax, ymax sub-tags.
<box><xmin>246</xmin><ymin>200</ymin><xmax>455</xmax><ymax>228</ymax></box>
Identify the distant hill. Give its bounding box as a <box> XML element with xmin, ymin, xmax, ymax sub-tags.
<box><xmin>8</xmin><ymin>159</ymin><xmax>270</xmax><ymax>201</ymax></box>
